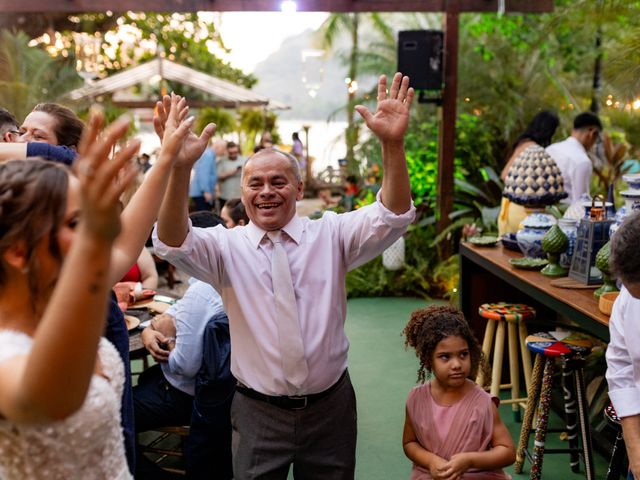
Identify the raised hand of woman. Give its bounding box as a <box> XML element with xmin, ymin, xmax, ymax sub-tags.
<box><xmin>75</xmin><ymin>109</ymin><xmax>140</xmax><ymax>242</ymax></box>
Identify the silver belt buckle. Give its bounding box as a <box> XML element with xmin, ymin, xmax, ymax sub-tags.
<box><xmin>289</xmin><ymin>395</ymin><xmax>308</xmax><ymax>409</ymax></box>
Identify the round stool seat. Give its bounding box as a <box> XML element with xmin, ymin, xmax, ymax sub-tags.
<box><xmin>479</xmin><ymin>303</ymin><xmax>536</xmax><ymax>323</ymax></box>
<box><xmin>605</xmin><ymin>403</ymin><xmax>621</xmax><ymax>425</ymax></box>
<box><xmin>525</xmin><ymin>332</ymin><xmax>592</xmax><ymax>357</ymax></box>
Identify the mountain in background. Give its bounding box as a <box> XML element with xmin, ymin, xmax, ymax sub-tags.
<box><xmin>252</xmin><ymin>28</ymin><xmax>349</xmax><ymax>120</ymax></box>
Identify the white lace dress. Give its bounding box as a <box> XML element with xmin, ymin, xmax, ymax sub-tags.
<box><xmin>0</xmin><ymin>330</ymin><xmax>132</xmax><ymax>479</ymax></box>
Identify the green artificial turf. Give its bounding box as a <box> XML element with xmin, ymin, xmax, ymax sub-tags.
<box><xmin>135</xmin><ymin>296</ymin><xmax>612</xmax><ymax>479</ymax></box>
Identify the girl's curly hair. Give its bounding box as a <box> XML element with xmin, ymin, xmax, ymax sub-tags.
<box><xmin>403</xmin><ymin>304</ymin><xmax>490</xmax><ymax>385</ymax></box>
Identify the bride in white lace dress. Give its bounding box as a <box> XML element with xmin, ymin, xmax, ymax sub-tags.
<box><xmin>0</xmin><ymin>95</ymin><xmax>211</xmax><ymax>479</ymax></box>
<box><xmin>0</xmin><ymin>111</ymin><xmax>141</xmax><ymax>479</ymax></box>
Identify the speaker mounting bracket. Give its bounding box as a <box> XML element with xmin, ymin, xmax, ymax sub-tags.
<box><xmin>417</xmin><ymin>90</ymin><xmax>442</xmax><ymax>105</ymax></box>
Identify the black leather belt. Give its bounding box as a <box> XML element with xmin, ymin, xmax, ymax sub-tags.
<box><xmin>236</xmin><ymin>370</ymin><xmax>347</xmax><ymax>410</ymax></box>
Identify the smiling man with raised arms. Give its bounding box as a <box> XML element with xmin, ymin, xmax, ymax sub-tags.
<box><xmin>153</xmin><ymin>72</ymin><xmax>415</xmax><ymax>480</ymax></box>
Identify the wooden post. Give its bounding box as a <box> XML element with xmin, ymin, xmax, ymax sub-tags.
<box><xmin>302</xmin><ymin>124</ymin><xmax>313</xmax><ymax>188</ymax></box>
<box><xmin>0</xmin><ymin>1</ymin><xmax>554</xmax><ymax>13</ymax></box>
<box><xmin>436</xmin><ymin>2</ymin><xmax>459</xmax><ymax>239</ymax></box>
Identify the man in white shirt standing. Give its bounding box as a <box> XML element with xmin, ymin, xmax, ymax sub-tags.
<box><xmin>606</xmin><ymin>211</ymin><xmax>640</xmax><ymax>479</ymax></box>
<box><xmin>217</xmin><ymin>141</ymin><xmax>245</xmax><ymax>208</ymax></box>
<box><xmin>546</xmin><ymin>112</ymin><xmax>602</xmax><ymax>204</ymax></box>
<box><xmin>153</xmin><ymin>73</ymin><xmax>415</xmax><ymax>479</ymax></box>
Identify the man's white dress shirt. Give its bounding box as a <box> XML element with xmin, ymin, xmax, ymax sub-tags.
<box><xmin>606</xmin><ymin>286</ymin><xmax>640</xmax><ymax>418</ymax></box>
<box><xmin>546</xmin><ymin>136</ymin><xmax>592</xmax><ymax>204</ymax></box>
<box><xmin>153</xmin><ymin>192</ymin><xmax>415</xmax><ymax>396</ymax></box>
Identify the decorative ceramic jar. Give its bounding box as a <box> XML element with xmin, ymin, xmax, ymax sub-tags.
<box><xmin>610</xmin><ymin>174</ymin><xmax>640</xmax><ymax>237</ymax></box>
<box><xmin>623</xmin><ymin>173</ymin><xmax>640</xmax><ymax>190</ymax></box>
<box><xmin>541</xmin><ymin>224</ymin><xmax>569</xmax><ymax>277</ymax></box>
<box><xmin>382</xmin><ymin>236</ymin><xmax>405</xmax><ymax>271</ymax></box>
<box><xmin>516</xmin><ymin>212</ymin><xmax>557</xmax><ymax>258</ymax></box>
<box><xmin>558</xmin><ymin>218</ymin><xmax>578</xmax><ymax>269</ymax></box>
<box><xmin>563</xmin><ymin>193</ymin><xmax>592</xmax><ymax>221</ymax></box>
<box><xmin>621</xmin><ymin>190</ymin><xmax>640</xmax><ymax>214</ymax></box>
<box><xmin>594</xmin><ymin>241</ymin><xmax>619</xmax><ymax>298</ymax></box>
<box><xmin>503</xmin><ymin>145</ymin><xmax>568</xmax><ymax>207</ymax></box>
<box><xmin>609</xmin><ymin>206</ymin><xmax>627</xmax><ymax>237</ymax></box>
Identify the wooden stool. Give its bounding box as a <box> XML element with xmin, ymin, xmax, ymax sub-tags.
<box><xmin>515</xmin><ymin>332</ymin><xmax>595</xmax><ymax>480</ymax></box>
<box><xmin>605</xmin><ymin>403</ymin><xmax>629</xmax><ymax>480</ymax></box>
<box><xmin>476</xmin><ymin>303</ymin><xmax>535</xmax><ymax>420</ymax></box>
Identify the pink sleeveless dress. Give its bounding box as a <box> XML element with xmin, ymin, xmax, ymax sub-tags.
<box><xmin>406</xmin><ymin>381</ymin><xmax>511</xmax><ymax>479</ymax></box>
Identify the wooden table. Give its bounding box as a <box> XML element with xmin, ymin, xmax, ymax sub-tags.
<box><xmin>128</xmin><ymin>291</ymin><xmax>179</xmax><ymax>355</ymax></box>
<box><xmin>460</xmin><ymin>242</ymin><xmax>617</xmax><ymax>459</ymax></box>
<box><xmin>460</xmin><ymin>242</ymin><xmax>609</xmax><ymax>341</ymax></box>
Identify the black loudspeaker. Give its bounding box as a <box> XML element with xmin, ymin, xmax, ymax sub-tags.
<box><xmin>397</xmin><ymin>30</ymin><xmax>444</xmax><ymax>90</ymax></box>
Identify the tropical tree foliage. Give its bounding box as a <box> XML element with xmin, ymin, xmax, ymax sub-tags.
<box><xmin>107</xmin><ymin>13</ymin><xmax>256</xmax><ymax>90</ymax></box>
<box><xmin>196</xmin><ymin>107</ymin><xmax>237</xmax><ymax>136</ymax></box>
<box><xmin>0</xmin><ymin>30</ymin><xmax>82</xmax><ymax>121</ymax></box>
<box><xmin>345</xmin><ymin>3</ymin><xmax>640</xmax><ymax>297</ymax></box>
<box><xmin>458</xmin><ymin>0</ymin><xmax>640</xmax><ymax>152</ymax></box>
<box><xmin>30</xmin><ymin>12</ymin><xmax>256</xmax><ymax>99</ymax></box>
<box><xmin>316</xmin><ymin>13</ymin><xmax>393</xmax><ymax>173</ymax></box>
<box><xmin>236</xmin><ymin>109</ymin><xmax>281</xmax><ymax>155</ymax></box>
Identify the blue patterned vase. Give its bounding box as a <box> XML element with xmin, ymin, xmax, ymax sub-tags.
<box><xmin>609</xmin><ymin>206</ymin><xmax>626</xmax><ymax>238</ymax></box>
<box><xmin>558</xmin><ymin>218</ymin><xmax>578</xmax><ymax>268</ymax></box>
<box><xmin>516</xmin><ymin>212</ymin><xmax>557</xmax><ymax>258</ymax></box>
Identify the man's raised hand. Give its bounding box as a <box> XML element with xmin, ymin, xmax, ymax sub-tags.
<box><xmin>153</xmin><ymin>93</ymin><xmax>216</xmax><ymax>169</ymax></box>
<box><xmin>354</xmin><ymin>73</ymin><xmax>414</xmax><ymax>144</ymax></box>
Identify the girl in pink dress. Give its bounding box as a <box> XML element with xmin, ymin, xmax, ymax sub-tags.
<box><xmin>402</xmin><ymin>305</ymin><xmax>515</xmax><ymax>479</ymax></box>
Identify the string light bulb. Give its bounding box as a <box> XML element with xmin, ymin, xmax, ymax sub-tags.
<box><xmin>281</xmin><ymin>1</ymin><xmax>297</xmax><ymax>13</ymax></box>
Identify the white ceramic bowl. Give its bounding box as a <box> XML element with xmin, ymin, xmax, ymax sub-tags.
<box><xmin>623</xmin><ymin>173</ymin><xmax>640</xmax><ymax>190</ymax></box>
<box><xmin>621</xmin><ymin>190</ymin><xmax>640</xmax><ymax>214</ymax></box>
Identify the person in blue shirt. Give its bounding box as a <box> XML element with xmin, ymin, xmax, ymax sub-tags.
<box><xmin>135</xmin><ymin>212</ymin><xmax>228</xmax><ymax>479</ymax></box>
<box><xmin>189</xmin><ymin>139</ymin><xmax>217</xmax><ymax>212</ymax></box>
<box><xmin>135</xmin><ymin>279</ymin><xmax>226</xmax><ymax>478</ymax></box>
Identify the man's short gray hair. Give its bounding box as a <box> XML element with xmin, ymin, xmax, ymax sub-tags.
<box><xmin>242</xmin><ymin>148</ymin><xmax>302</xmax><ymax>183</ymax></box>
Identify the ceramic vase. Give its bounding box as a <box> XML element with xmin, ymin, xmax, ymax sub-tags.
<box><xmin>516</xmin><ymin>211</ymin><xmax>557</xmax><ymax>259</ymax></box>
<box><xmin>610</xmin><ymin>174</ymin><xmax>640</xmax><ymax>237</ymax></box>
<box><xmin>609</xmin><ymin>206</ymin><xmax>627</xmax><ymax>238</ymax></box>
<box><xmin>594</xmin><ymin>241</ymin><xmax>619</xmax><ymax>298</ymax></box>
<box><xmin>621</xmin><ymin>190</ymin><xmax>640</xmax><ymax>214</ymax></box>
<box><xmin>541</xmin><ymin>225</ymin><xmax>569</xmax><ymax>277</ymax></box>
<box><xmin>623</xmin><ymin>173</ymin><xmax>640</xmax><ymax>190</ymax></box>
<box><xmin>558</xmin><ymin>218</ymin><xmax>578</xmax><ymax>269</ymax></box>
<box><xmin>382</xmin><ymin>236</ymin><xmax>405</xmax><ymax>271</ymax></box>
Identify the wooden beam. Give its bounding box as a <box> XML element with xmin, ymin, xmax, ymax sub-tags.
<box><xmin>0</xmin><ymin>0</ymin><xmax>553</xmax><ymax>13</ymax></box>
<box><xmin>112</xmin><ymin>100</ymin><xmax>269</xmax><ymax>108</ymax></box>
<box><xmin>436</xmin><ymin>3</ymin><xmax>459</xmax><ymax>239</ymax></box>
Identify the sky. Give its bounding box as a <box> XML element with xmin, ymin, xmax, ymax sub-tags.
<box><xmin>212</xmin><ymin>12</ymin><xmax>328</xmax><ymax>73</ymax></box>
<box><xmin>137</xmin><ymin>11</ymin><xmax>340</xmax><ymax>167</ymax></box>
